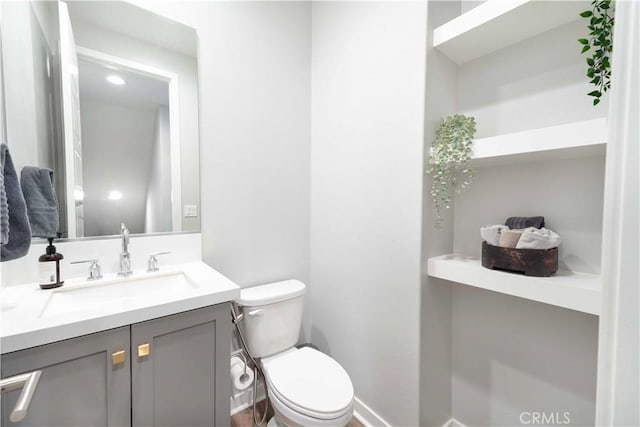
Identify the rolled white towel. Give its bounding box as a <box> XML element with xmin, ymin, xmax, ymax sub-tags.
<box><xmin>499</xmin><ymin>229</ymin><xmax>524</xmax><ymax>248</ymax></box>
<box><xmin>516</xmin><ymin>227</ymin><xmax>561</xmax><ymax>250</ymax></box>
<box><xmin>480</xmin><ymin>225</ymin><xmax>509</xmax><ymax>246</ymax></box>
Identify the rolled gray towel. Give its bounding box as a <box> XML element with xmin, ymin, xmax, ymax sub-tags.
<box><xmin>505</xmin><ymin>216</ymin><xmax>545</xmax><ymax>230</ymax></box>
<box><xmin>20</xmin><ymin>166</ymin><xmax>59</xmax><ymax>238</ymax></box>
<box><xmin>1</xmin><ymin>144</ymin><xmax>32</xmax><ymax>261</ymax></box>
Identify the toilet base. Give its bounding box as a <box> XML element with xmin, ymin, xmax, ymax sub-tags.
<box><xmin>267</xmin><ymin>394</ymin><xmax>353</xmax><ymax>427</ymax></box>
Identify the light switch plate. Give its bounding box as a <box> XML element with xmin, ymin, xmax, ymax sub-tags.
<box><xmin>183</xmin><ymin>205</ymin><xmax>198</xmax><ymax>218</ymax></box>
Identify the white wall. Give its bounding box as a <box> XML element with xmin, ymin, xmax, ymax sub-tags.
<box><xmin>1</xmin><ymin>1</ymin><xmax>55</xmax><ymax>173</ymax></box>
<box><xmin>596</xmin><ymin>1</ymin><xmax>640</xmax><ymax>424</ymax></box>
<box><xmin>452</xmin><ymin>286</ymin><xmax>599</xmax><ymax>427</ymax></box>
<box><xmin>29</xmin><ymin>2</ymin><xmax>55</xmax><ymax>172</ymax></box>
<box><xmin>140</xmin><ymin>4</ymin><xmax>428</xmax><ymax>424</ymax></box>
<box><xmin>145</xmin><ymin>105</ymin><xmax>172</xmax><ymax>233</ymax></box>
<box><xmin>80</xmin><ymin>99</ymin><xmax>156</xmax><ymax>236</ymax></box>
<box><xmin>310</xmin><ymin>2</ymin><xmax>427</xmax><ymax>425</ymax></box>
<box><xmin>420</xmin><ymin>1</ymin><xmax>462</xmax><ymax>425</ymax></box>
<box><xmin>129</xmin><ymin>1</ymin><xmax>312</xmax><ymax>338</ymax></box>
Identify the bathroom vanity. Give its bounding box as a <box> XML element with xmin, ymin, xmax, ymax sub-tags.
<box><xmin>1</xmin><ymin>261</ymin><xmax>239</xmax><ymax>427</ymax></box>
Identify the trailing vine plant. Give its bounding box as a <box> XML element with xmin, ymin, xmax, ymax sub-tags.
<box><xmin>426</xmin><ymin>114</ymin><xmax>476</xmax><ymax>228</ymax></box>
<box><xmin>578</xmin><ymin>0</ymin><xmax>614</xmax><ymax>106</ymax></box>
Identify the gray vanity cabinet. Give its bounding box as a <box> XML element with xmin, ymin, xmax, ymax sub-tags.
<box><xmin>1</xmin><ymin>303</ymin><xmax>232</xmax><ymax>427</ymax></box>
<box><xmin>131</xmin><ymin>304</ymin><xmax>232</xmax><ymax>427</ymax></box>
<box><xmin>1</xmin><ymin>327</ymin><xmax>131</xmax><ymax>427</ymax></box>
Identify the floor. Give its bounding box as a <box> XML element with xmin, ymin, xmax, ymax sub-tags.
<box><xmin>230</xmin><ymin>400</ymin><xmax>364</xmax><ymax>427</ymax></box>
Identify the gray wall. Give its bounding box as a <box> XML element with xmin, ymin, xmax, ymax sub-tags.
<box><xmin>310</xmin><ymin>2</ymin><xmax>427</xmax><ymax>425</ymax></box>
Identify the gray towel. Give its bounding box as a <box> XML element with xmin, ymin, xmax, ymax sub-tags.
<box><xmin>1</xmin><ymin>144</ymin><xmax>31</xmax><ymax>261</ymax></box>
<box><xmin>0</xmin><ymin>145</ymin><xmax>7</xmax><ymax>245</ymax></box>
<box><xmin>21</xmin><ymin>166</ymin><xmax>59</xmax><ymax>238</ymax></box>
<box><xmin>505</xmin><ymin>216</ymin><xmax>545</xmax><ymax>230</ymax></box>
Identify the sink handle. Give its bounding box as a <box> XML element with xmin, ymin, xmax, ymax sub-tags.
<box><xmin>147</xmin><ymin>252</ymin><xmax>171</xmax><ymax>272</ymax></box>
<box><xmin>70</xmin><ymin>259</ymin><xmax>103</xmax><ymax>280</ymax></box>
<box><xmin>1</xmin><ymin>370</ymin><xmax>42</xmax><ymax>422</ymax></box>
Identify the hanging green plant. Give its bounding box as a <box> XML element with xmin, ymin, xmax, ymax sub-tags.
<box><xmin>578</xmin><ymin>0</ymin><xmax>614</xmax><ymax>106</ymax></box>
<box><xmin>426</xmin><ymin>114</ymin><xmax>476</xmax><ymax>228</ymax></box>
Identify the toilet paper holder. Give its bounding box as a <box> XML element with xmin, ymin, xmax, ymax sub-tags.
<box><xmin>230</xmin><ymin>352</ymin><xmax>254</xmax><ymax>391</ymax></box>
<box><xmin>237</xmin><ymin>353</ymin><xmax>249</xmax><ymax>382</ymax></box>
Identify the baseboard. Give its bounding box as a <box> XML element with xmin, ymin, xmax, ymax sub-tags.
<box><xmin>230</xmin><ymin>383</ymin><xmax>266</xmax><ymax>416</ymax></box>
<box><xmin>232</xmin><ymin>391</ymin><xmax>393</xmax><ymax>426</ymax></box>
<box><xmin>353</xmin><ymin>396</ymin><xmax>392</xmax><ymax>427</ymax></box>
<box><xmin>442</xmin><ymin>418</ymin><xmax>468</xmax><ymax>427</ymax></box>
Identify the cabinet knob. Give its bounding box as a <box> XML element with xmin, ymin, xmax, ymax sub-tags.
<box><xmin>138</xmin><ymin>343</ymin><xmax>150</xmax><ymax>358</ymax></box>
<box><xmin>111</xmin><ymin>350</ymin><xmax>126</xmax><ymax>366</ymax></box>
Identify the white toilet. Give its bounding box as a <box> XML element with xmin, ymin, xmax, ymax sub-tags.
<box><xmin>235</xmin><ymin>280</ymin><xmax>354</xmax><ymax>427</ymax></box>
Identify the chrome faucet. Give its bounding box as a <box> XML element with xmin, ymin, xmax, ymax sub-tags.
<box><xmin>118</xmin><ymin>223</ymin><xmax>132</xmax><ymax>276</ymax></box>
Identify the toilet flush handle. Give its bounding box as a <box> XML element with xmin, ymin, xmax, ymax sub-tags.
<box><xmin>247</xmin><ymin>309</ymin><xmax>263</xmax><ymax>317</ymax></box>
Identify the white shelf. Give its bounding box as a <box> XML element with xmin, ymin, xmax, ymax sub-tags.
<box><xmin>427</xmin><ymin>255</ymin><xmax>601</xmax><ymax>315</ymax></box>
<box><xmin>433</xmin><ymin>0</ymin><xmax>585</xmax><ymax>64</ymax></box>
<box><xmin>470</xmin><ymin>118</ymin><xmax>607</xmax><ymax>166</ymax></box>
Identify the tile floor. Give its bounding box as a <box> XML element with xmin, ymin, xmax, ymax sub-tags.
<box><xmin>230</xmin><ymin>400</ymin><xmax>364</xmax><ymax>427</ymax></box>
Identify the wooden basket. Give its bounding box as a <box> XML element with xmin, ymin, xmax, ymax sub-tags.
<box><xmin>481</xmin><ymin>241</ymin><xmax>558</xmax><ymax>277</ymax></box>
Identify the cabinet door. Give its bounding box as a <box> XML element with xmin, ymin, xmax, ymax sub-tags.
<box><xmin>131</xmin><ymin>304</ymin><xmax>231</xmax><ymax>427</ymax></box>
<box><xmin>1</xmin><ymin>327</ymin><xmax>131</xmax><ymax>427</ymax></box>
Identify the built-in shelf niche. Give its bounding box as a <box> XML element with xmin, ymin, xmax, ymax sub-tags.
<box><xmin>428</xmin><ymin>0</ymin><xmax>605</xmax><ymax>318</ymax></box>
<box><xmin>470</xmin><ymin>118</ymin><xmax>607</xmax><ymax>167</ymax></box>
<box><xmin>433</xmin><ymin>0</ymin><xmax>585</xmax><ymax>64</ymax></box>
<box><xmin>427</xmin><ymin>255</ymin><xmax>601</xmax><ymax>315</ymax></box>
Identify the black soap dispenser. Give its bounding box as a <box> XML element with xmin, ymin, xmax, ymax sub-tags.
<box><xmin>39</xmin><ymin>238</ymin><xmax>64</xmax><ymax>289</ymax></box>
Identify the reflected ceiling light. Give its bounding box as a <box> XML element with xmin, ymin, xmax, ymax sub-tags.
<box><xmin>106</xmin><ymin>75</ymin><xmax>126</xmax><ymax>85</ymax></box>
<box><xmin>108</xmin><ymin>190</ymin><xmax>123</xmax><ymax>200</ymax></box>
<box><xmin>73</xmin><ymin>188</ymin><xmax>84</xmax><ymax>201</ymax></box>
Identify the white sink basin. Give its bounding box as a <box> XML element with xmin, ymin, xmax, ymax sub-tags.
<box><xmin>1</xmin><ymin>261</ymin><xmax>240</xmax><ymax>354</ymax></box>
<box><xmin>40</xmin><ymin>271</ymin><xmax>198</xmax><ymax>318</ymax></box>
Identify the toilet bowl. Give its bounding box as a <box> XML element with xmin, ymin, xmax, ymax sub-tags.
<box><xmin>235</xmin><ymin>280</ymin><xmax>354</xmax><ymax>427</ymax></box>
<box><xmin>263</xmin><ymin>347</ymin><xmax>354</xmax><ymax>427</ymax></box>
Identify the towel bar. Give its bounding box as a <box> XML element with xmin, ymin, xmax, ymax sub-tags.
<box><xmin>0</xmin><ymin>370</ymin><xmax>42</xmax><ymax>422</ymax></box>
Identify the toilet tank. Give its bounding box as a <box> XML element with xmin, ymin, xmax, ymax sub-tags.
<box><xmin>236</xmin><ymin>280</ymin><xmax>305</xmax><ymax>358</ymax></box>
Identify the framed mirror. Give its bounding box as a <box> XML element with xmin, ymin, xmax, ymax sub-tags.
<box><xmin>0</xmin><ymin>0</ymin><xmax>200</xmax><ymax>239</ymax></box>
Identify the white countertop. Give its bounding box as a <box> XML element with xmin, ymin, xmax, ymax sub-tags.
<box><xmin>1</xmin><ymin>261</ymin><xmax>240</xmax><ymax>354</ymax></box>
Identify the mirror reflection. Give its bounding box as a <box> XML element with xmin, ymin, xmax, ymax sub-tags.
<box><xmin>0</xmin><ymin>0</ymin><xmax>200</xmax><ymax>239</ymax></box>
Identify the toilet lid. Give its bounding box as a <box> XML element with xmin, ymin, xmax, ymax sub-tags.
<box><xmin>262</xmin><ymin>347</ymin><xmax>354</xmax><ymax>418</ymax></box>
